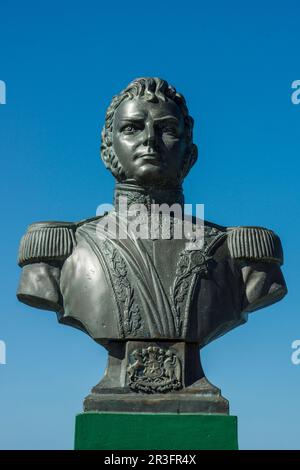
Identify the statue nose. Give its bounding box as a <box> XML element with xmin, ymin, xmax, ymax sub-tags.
<box><xmin>143</xmin><ymin>123</ymin><xmax>156</xmax><ymax>146</ymax></box>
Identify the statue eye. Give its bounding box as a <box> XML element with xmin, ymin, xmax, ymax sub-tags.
<box><xmin>162</xmin><ymin>126</ymin><xmax>177</xmax><ymax>136</ymax></box>
<box><xmin>121</xmin><ymin>123</ymin><xmax>141</xmax><ymax>134</ymax></box>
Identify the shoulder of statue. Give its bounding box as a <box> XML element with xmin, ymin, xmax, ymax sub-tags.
<box><xmin>200</xmin><ymin>220</ymin><xmax>226</xmax><ymax>246</ymax></box>
<box><xmin>18</xmin><ymin>215</ymin><xmax>108</xmax><ymax>267</ymax></box>
<box><xmin>18</xmin><ymin>220</ymin><xmax>77</xmax><ymax>267</ymax></box>
<box><xmin>75</xmin><ymin>214</ymin><xmax>108</xmax><ymax>228</ymax></box>
<box><xmin>226</xmin><ymin>225</ymin><xmax>283</xmax><ymax>265</ymax></box>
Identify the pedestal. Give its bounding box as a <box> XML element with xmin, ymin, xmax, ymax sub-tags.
<box><xmin>84</xmin><ymin>341</ymin><xmax>229</xmax><ymax>415</ymax></box>
<box><xmin>74</xmin><ymin>412</ymin><xmax>238</xmax><ymax>450</ymax></box>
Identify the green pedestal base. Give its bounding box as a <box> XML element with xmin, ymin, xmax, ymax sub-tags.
<box><xmin>75</xmin><ymin>412</ymin><xmax>238</xmax><ymax>450</ymax></box>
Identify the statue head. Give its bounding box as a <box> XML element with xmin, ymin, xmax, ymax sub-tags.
<box><xmin>101</xmin><ymin>77</ymin><xmax>198</xmax><ymax>188</ymax></box>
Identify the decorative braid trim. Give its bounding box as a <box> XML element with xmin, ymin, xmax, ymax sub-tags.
<box><xmin>18</xmin><ymin>222</ymin><xmax>76</xmax><ymax>266</ymax></box>
<box><xmin>227</xmin><ymin>227</ymin><xmax>283</xmax><ymax>264</ymax></box>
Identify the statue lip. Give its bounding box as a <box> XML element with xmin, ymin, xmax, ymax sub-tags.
<box><xmin>137</xmin><ymin>152</ymin><xmax>160</xmax><ymax>163</ymax></box>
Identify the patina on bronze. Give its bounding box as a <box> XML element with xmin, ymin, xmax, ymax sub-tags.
<box><xmin>17</xmin><ymin>78</ymin><xmax>287</xmax><ymax>414</ymax></box>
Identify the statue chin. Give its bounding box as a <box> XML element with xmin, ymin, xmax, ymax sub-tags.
<box><xmin>125</xmin><ymin>165</ymin><xmax>178</xmax><ymax>189</ymax></box>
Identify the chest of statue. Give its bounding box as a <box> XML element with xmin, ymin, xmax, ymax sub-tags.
<box><xmin>60</xmin><ymin>218</ymin><xmax>245</xmax><ymax>345</ymax></box>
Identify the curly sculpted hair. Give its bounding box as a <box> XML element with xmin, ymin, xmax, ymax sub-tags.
<box><xmin>100</xmin><ymin>77</ymin><xmax>197</xmax><ymax>182</ymax></box>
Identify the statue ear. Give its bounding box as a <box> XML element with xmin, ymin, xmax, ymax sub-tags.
<box><xmin>182</xmin><ymin>144</ymin><xmax>198</xmax><ymax>179</ymax></box>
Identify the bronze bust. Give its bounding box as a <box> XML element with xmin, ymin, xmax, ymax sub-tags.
<box><xmin>17</xmin><ymin>78</ymin><xmax>287</xmax><ymax>414</ymax></box>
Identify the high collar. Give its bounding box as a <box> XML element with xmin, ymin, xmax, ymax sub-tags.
<box><xmin>114</xmin><ymin>182</ymin><xmax>185</xmax><ymax>210</ymax></box>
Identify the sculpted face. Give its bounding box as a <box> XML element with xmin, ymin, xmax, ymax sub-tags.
<box><xmin>112</xmin><ymin>97</ymin><xmax>188</xmax><ymax>187</ymax></box>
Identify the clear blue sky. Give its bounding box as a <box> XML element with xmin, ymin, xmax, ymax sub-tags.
<box><xmin>0</xmin><ymin>0</ymin><xmax>299</xmax><ymax>450</ymax></box>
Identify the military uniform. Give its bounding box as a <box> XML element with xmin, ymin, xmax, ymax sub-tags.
<box><xmin>17</xmin><ymin>187</ymin><xmax>287</xmax><ymax>347</ymax></box>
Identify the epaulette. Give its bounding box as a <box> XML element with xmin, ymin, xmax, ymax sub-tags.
<box><xmin>18</xmin><ymin>214</ymin><xmax>108</xmax><ymax>267</ymax></box>
<box><xmin>18</xmin><ymin>221</ymin><xmax>76</xmax><ymax>267</ymax></box>
<box><xmin>227</xmin><ymin>226</ymin><xmax>283</xmax><ymax>265</ymax></box>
